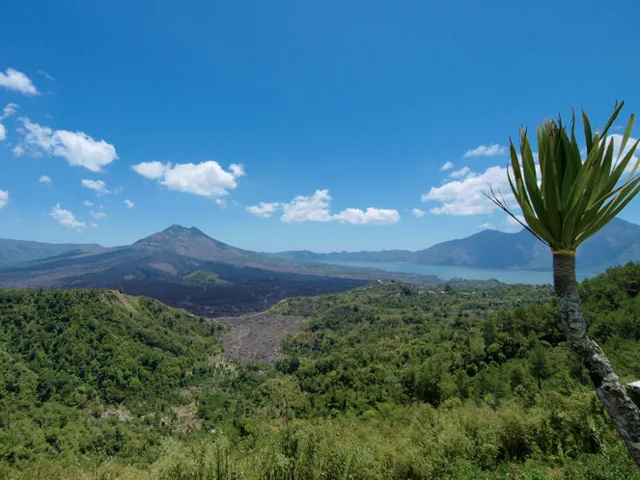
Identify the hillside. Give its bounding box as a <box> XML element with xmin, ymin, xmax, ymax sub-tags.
<box><xmin>0</xmin><ymin>225</ymin><xmax>437</xmax><ymax>316</ymax></box>
<box><xmin>0</xmin><ymin>288</ymin><xmax>227</xmax><ymax>473</ymax></box>
<box><xmin>3</xmin><ymin>264</ymin><xmax>640</xmax><ymax>478</ymax></box>
<box><xmin>272</xmin><ymin>217</ymin><xmax>640</xmax><ymax>273</ymax></box>
<box><xmin>0</xmin><ymin>238</ymin><xmax>103</xmax><ymax>266</ymax></box>
<box><xmin>0</xmin><ymin>289</ymin><xmax>225</xmax><ymax>404</ymax></box>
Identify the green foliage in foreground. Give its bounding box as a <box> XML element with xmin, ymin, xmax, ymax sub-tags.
<box><xmin>0</xmin><ymin>289</ymin><xmax>225</xmax><ymax>468</ymax></box>
<box><xmin>1</xmin><ymin>264</ymin><xmax>640</xmax><ymax>478</ymax></box>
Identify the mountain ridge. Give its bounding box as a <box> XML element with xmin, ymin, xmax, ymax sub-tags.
<box><xmin>0</xmin><ymin>238</ymin><xmax>104</xmax><ymax>267</ymax></box>
<box><xmin>0</xmin><ymin>224</ymin><xmax>438</xmax><ymax>317</ymax></box>
<box><xmin>270</xmin><ymin>217</ymin><xmax>640</xmax><ymax>273</ymax></box>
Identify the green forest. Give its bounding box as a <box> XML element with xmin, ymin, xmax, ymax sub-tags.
<box><xmin>2</xmin><ymin>264</ymin><xmax>640</xmax><ymax>479</ymax></box>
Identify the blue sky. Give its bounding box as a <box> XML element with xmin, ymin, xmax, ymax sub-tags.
<box><xmin>1</xmin><ymin>0</ymin><xmax>640</xmax><ymax>252</ymax></box>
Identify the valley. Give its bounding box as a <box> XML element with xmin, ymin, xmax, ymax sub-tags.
<box><xmin>3</xmin><ymin>3</ymin><xmax>640</xmax><ymax>477</ymax></box>
<box><xmin>219</xmin><ymin>311</ymin><xmax>300</xmax><ymax>363</ymax></box>
<box><xmin>2</xmin><ymin>263</ymin><xmax>640</xmax><ymax>478</ymax></box>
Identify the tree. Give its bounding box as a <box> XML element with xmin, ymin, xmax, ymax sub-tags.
<box><xmin>527</xmin><ymin>341</ymin><xmax>549</xmax><ymax>390</ymax></box>
<box><xmin>486</xmin><ymin>101</ymin><xmax>640</xmax><ymax>466</ymax></box>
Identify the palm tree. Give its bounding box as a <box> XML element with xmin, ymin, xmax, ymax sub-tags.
<box><xmin>486</xmin><ymin>101</ymin><xmax>640</xmax><ymax>466</ymax></box>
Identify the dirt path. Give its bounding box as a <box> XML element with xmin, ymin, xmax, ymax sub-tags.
<box><xmin>216</xmin><ymin>312</ymin><xmax>300</xmax><ymax>364</ymax></box>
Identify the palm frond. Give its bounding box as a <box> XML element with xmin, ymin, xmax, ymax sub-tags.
<box><xmin>482</xmin><ymin>186</ymin><xmax>547</xmax><ymax>246</ymax></box>
<box><xmin>486</xmin><ymin>101</ymin><xmax>640</xmax><ymax>253</ymax></box>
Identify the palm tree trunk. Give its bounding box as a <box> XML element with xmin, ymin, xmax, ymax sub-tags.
<box><xmin>553</xmin><ymin>253</ymin><xmax>640</xmax><ymax>466</ymax></box>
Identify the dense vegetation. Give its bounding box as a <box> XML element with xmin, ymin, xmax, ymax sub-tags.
<box><xmin>0</xmin><ymin>289</ymin><xmax>225</xmax><ymax>472</ymax></box>
<box><xmin>2</xmin><ymin>264</ymin><xmax>640</xmax><ymax>478</ymax></box>
<box><xmin>185</xmin><ymin>270</ymin><xmax>227</xmax><ymax>284</ymax></box>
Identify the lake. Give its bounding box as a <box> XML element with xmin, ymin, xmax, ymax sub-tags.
<box><xmin>316</xmin><ymin>260</ymin><xmax>592</xmax><ymax>285</ymax></box>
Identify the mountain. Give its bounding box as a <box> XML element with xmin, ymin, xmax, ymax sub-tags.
<box><xmin>0</xmin><ymin>238</ymin><xmax>103</xmax><ymax>266</ymax></box>
<box><xmin>272</xmin><ymin>217</ymin><xmax>640</xmax><ymax>273</ymax></box>
<box><xmin>0</xmin><ymin>225</ymin><xmax>437</xmax><ymax>317</ymax></box>
<box><xmin>131</xmin><ymin>225</ymin><xmax>277</xmax><ymax>267</ymax></box>
<box><xmin>410</xmin><ymin>228</ymin><xmax>545</xmax><ymax>269</ymax></box>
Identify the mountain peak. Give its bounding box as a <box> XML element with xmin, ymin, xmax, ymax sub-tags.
<box><xmin>131</xmin><ymin>224</ymin><xmax>249</xmax><ymax>262</ymax></box>
<box><xmin>134</xmin><ymin>224</ymin><xmax>212</xmax><ymax>247</ymax></box>
<box><xmin>164</xmin><ymin>224</ymin><xmax>189</xmax><ymax>233</ymax></box>
<box><xmin>162</xmin><ymin>224</ymin><xmax>207</xmax><ymax>236</ymax></box>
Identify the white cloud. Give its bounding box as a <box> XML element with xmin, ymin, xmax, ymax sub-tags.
<box><xmin>82</xmin><ymin>200</ymin><xmax>94</xmax><ymax>207</ymax></box>
<box><xmin>132</xmin><ymin>160</ymin><xmax>244</xmax><ymax>199</ymax></box>
<box><xmin>422</xmin><ymin>165</ymin><xmax>515</xmax><ymax>215</ymax></box>
<box><xmin>449</xmin><ymin>166</ymin><xmax>475</xmax><ymax>179</ymax></box>
<box><xmin>504</xmin><ymin>214</ymin><xmax>526</xmax><ymax>232</ymax></box>
<box><xmin>54</xmin><ymin>130</ymin><xmax>117</xmax><ymax>172</ymax></box>
<box><xmin>440</xmin><ymin>161</ymin><xmax>453</xmax><ymax>171</ymax></box>
<box><xmin>124</xmin><ymin>199</ymin><xmax>134</xmax><ymax>208</ymax></box>
<box><xmin>81</xmin><ymin>179</ymin><xmax>110</xmax><ymax>195</ymax></box>
<box><xmin>38</xmin><ymin>70</ymin><xmax>55</xmax><ymax>81</ymax></box>
<box><xmin>333</xmin><ymin>208</ymin><xmax>400</xmax><ymax>225</ymax></box>
<box><xmin>162</xmin><ymin>162</ymin><xmax>242</xmax><ymax>197</ymax></box>
<box><xmin>50</xmin><ymin>204</ymin><xmax>85</xmax><ymax>231</ymax></box>
<box><xmin>18</xmin><ymin>118</ymin><xmax>118</xmax><ymax>171</ymax></box>
<box><xmin>20</xmin><ymin>119</ymin><xmax>56</xmax><ymax>155</ymax></box>
<box><xmin>229</xmin><ymin>163</ymin><xmax>245</xmax><ymax>177</ymax></box>
<box><xmin>248</xmin><ymin>189</ymin><xmax>400</xmax><ymax>225</ymax></box>
<box><xmin>506</xmin><ymin>214</ymin><xmax>525</xmax><ymax>226</ymax></box>
<box><xmin>0</xmin><ymin>190</ymin><xmax>8</xmax><ymax>209</ymax></box>
<box><xmin>0</xmin><ymin>68</ymin><xmax>39</xmax><ymax>96</ymax></box>
<box><xmin>463</xmin><ymin>144</ymin><xmax>507</xmax><ymax>158</ymax></box>
<box><xmin>247</xmin><ymin>202</ymin><xmax>280</xmax><ymax>217</ymax></box>
<box><xmin>90</xmin><ymin>211</ymin><xmax>107</xmax><ymax>219</ymax></box>
<box><xmin>132</xmin><ymin>161</ymin><xmax>167</xmax><ymax>179</ymax></box>
<box><xmin>0</xmin><ymin>102</ymin><xmax>17</xmax><ymax>141</ymax></box>
<box><xmin>12</xmin><ymin>144</ymin><xmax>24</xmax><ymax>157</ymax></box>
<box><xmin>412</xmin><ymin>208</ymin><xmax>426</xmax><ymax>217</ymax></box>
<box><xmin>281</xmin><ymin>190</ymin><xmax>334</xmax><ymax>223</ymax></box>
<box><xmin>479</xmin><ymin>223</ymin><xmax>496</xmax><ymax>230</ymax></box>
<box><xmin>90</xmin><ymin>222</ymin><xmax>98</xmax><ymax>228</ymax></box>
<box><xmin>39</xmin><ymin>175</ymin><xmax>52</xmax><ymax>185</ymax></box>
<box><xmin>0</xmin><ymin>103</ymin><xmax>18</xmax><ymax>120</ymax></box>
<box><xmin>424</xmin><ymin>135</ymin><xmax>638</xmax><ymax>219</ymax></box>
